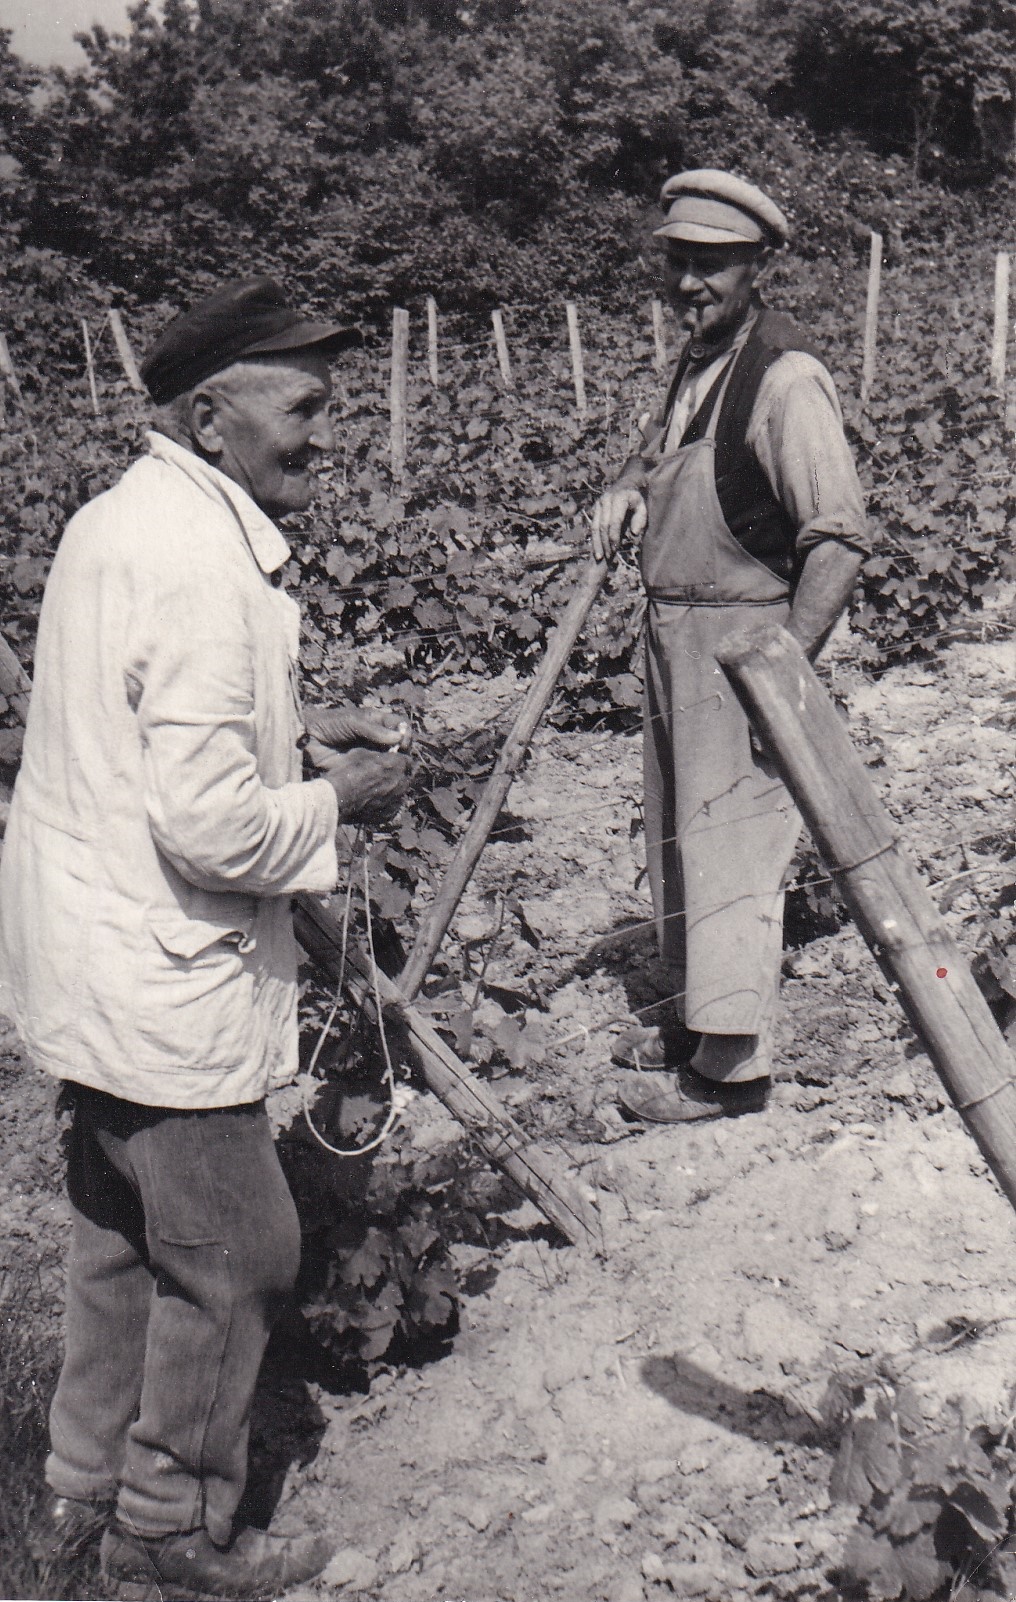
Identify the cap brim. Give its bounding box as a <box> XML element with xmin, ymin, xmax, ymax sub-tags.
<box><xmin>653</xmin><ymin>220</ymin><xmax>764</xmax><ymax>245</ymax></box>
<box><xmin>244</xmin><ymin>318</ymin><xmax>362</xmax><ymax>356</ymax></box>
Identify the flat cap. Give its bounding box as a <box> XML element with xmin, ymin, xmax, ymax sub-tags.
<box><xmin>654</xmin><ymin>169</ymin><xmax>790</xmax><ymax>248</ymax></box>
<box><xmin>140</xmin><ymin>277</ymin><xmax>359</xmax><ymax>405</ymax></box>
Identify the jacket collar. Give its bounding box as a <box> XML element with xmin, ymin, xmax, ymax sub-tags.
<box><xmin>146</xmin><ymin>431</ymin><xmax>291</xmax><ymax>577</ymax></box>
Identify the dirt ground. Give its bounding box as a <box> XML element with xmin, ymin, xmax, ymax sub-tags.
<box><xmin>2</xmin><ymin>604</ymin><xmax>1015</xmax><ymax>1602</ymax></box>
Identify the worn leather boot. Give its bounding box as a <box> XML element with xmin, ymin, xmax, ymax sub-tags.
<box><xmin>610</xmin><ymin>1021</ymin><xmax>702</xmax><ymax>1071</ymax></box>
<box><xmin>100</xmin><ymin>1521</ymin><xmax>334</xmax><ymax>1601</ymax></box>
<box><xmin>616</xmin><ymin>1062</ymin><xmax>771</xmax><ymax>1123</ymax></box>
<box><xmin>31</xmin><ymin>1491</ymin><xmax>115</xmax><ymax>1563</ymax></box>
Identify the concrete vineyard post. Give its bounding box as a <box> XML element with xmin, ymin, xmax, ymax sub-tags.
<box><xmin>491</xmin><ymin>310</ymin><xmax>514</xmax><ymax>390</ymax></box>
<box><xmin>398</xmin><ymin>558</ymin><xmax>608</xmax><ymax>1004</ymax></box>
<box><xmin>716</xmin><ymin>622</ymin><xmax>1016</xmax><ymax>1217</ymax></box>
<box><xmin>426</xmin><ymin>296</ymin><xmax>439</xmax><ymax>387</ymax></box>
<box><xmin>860</xmin><ymin>231</ymin><xmax>882</xmax><ymax>409</ymax></box>
<box><xmin>566</xmin><ymin>302</ymin><xmax>588</xmax><ymax>417</ymax></box>
<box><xmin>991</xmin><ymin>251</ymin><xmax>1009</xmax><ymax>397</ymax></box>
<box><xmin>389</xmin><ymin>307</ymin><xmax>409</xmax><ymax>480</ymax></box>
<box><xmin>651</xmin><ymin>299</ymin><xmax>667</xmax><ymax>372</ymax></box>
<box><xmin>82</xmin><ymin>319</ymin><xmax>100</xmax><ymax>417</ymax></box>
<box><xmin>108</xmin><ymin>309</ymin><xmax>145</xmax><ymax>393</ymax></box>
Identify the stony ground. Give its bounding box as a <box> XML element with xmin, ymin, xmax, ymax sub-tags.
<box><xmin>1</xmin><ymin>608</ymin><xmax>1014</xmax><ymax>1602</ymax></box>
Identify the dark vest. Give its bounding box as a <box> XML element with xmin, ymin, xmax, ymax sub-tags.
<box><xmin>662</xmin><ymin>307</ymin><xmax>822</xmax><ymax>587</ymax></box>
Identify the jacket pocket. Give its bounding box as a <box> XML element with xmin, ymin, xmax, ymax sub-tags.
<box><xmin>137</xmin><ymin>905</ymin><xmax>257</xmax><ymax>1073</ymax></box>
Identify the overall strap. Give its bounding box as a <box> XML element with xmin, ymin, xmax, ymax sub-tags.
<box><xmin>710</xmin><ymin>307</ymin><xmax>824</xmax><ymax>587</ymax></box>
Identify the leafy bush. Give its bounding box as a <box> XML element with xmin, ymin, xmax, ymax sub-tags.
<box><xmin>826</xmin><ymin>1360</ymin><xmax>1016</xmax><ymax>1600</ymax></box>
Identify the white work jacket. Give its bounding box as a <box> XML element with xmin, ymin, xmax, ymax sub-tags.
<box><xmin>0</xmin><ymin>432</ymin><xmax>340</xmax><ymax>1108</ymax></box>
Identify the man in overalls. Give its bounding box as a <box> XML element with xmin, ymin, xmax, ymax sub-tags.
<box><xmin>591</xmin><ymin>169</ymin><xmax>868</xmax><ymax>1123</ymax></box>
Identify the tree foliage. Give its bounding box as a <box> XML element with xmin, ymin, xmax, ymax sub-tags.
<box><xmin>1</xmin><ymin>0</ymin><xmax>1013</xmax><ymax>323</ymax></box>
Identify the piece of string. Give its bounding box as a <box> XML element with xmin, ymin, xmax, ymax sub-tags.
<box><xmin>957</xmin><ymin>1075</ymin><xmax>1016</xmax><ymax>1114</ymax></box>
<box><xmin>303</xmin><ymin>829</ymin><xmax>401</xmax><ymax>1159</ymax></box>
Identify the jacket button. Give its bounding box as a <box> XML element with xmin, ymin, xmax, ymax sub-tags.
<box><xmin>270</xmin><ymin>569</ymin><xmax>283</xmax><ymax>587</ymax></box>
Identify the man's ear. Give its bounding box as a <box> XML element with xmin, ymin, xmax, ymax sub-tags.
<box><xmin>188</xmin><ymin>387</ymin><xmax>225</xmax><ymax>458</ymax></box>
<box><xmin>751</xmin><ymin>246</ymin><xmax>775</xmax><ymax>285</ymax></box>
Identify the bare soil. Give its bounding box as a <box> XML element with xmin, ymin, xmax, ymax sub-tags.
<box><xmin>2</xmin><ymin>613</ymin><xmax>1014</xmax><ymax>1602</ymax></box>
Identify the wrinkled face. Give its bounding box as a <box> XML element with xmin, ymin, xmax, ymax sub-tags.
<box><xmin>662</xmin><ymin>240</ymin><xmax>765</xmax><ymax>349</ymax></box>
<box><xmin>203</xmin><ymin>350</ymin><xmax>335</xmax><ymax>518</ymax></box>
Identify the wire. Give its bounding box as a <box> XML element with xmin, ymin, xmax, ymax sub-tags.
<box><xmin>302</xmin><ymin>830</ymin><xmax>401</xmax><ymax>1160</ymax></box>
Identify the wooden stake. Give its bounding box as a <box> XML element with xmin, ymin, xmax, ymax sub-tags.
<box><xmin>860</xmin><ymin>231</ymin><xmax>882</xmax><ymax>408</ymax></box>
<box><xmin>566</xmin><ymin>301</ymin><xmax>587</xmax><ymax>417</ymax></box>
<box><xmin>0</xmin><ymin>332</ymin><xmax>25</xmax><ymax>410</ymax></box>
<box><xmin>491</xmin><ymin>310</ymin><xmax>514</xmax><ymax>390</ymax></box>
<box><xmin>82</xmin><ymin>319</ymin><xmax>100</xmax><ymax>416</ymax></box>
<box><xmin>716</xmin><ymin>622</ymin><xmax>1016</xmax><ymax>1214</ymax></box>
<box><xmin>991</xmin><ymin>251</ymin><xmax>1010</xmax><ymax>396</ymax></box>
<box><xmin>0</xmin><ymin>634</ymin><xmax>31</xmax><ymax>725</ymax></box>
<box><xmin>399</xmin><ymin>558</ymin><xmax>608</xmax><ymax>1002</ymax></box>
<box><xmin>426</xmin><ymin>296</ymin><xmax>439</xmax><ymax>387</ymax></box>
<box><xmin>108</xmin><ymin>309</ymin><xmax>145</xmax><ymax>393</ymax></box>
<box><xmin>651</xmin><ymin>299</ymin><xmax>667</xmax><ymax>372</ymax></box>
<box><xmin>389</xmin><ymin>307</ymin><xmax>409</xmax><ymax>479</ymax></box>
<box><xmin>0</xmin><ymin>627</ymin><xmax>599</xmax><ymax>1251</ymax></box>
<box><xmin>294</xmin><ymin>894</ymin><xmax>599</xmax><ymax>1248</ymax></box>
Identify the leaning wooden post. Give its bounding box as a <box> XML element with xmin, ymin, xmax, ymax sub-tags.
<box><xmin>991</xmin><ymin>251</ymin><xmax>1010</xmax><ymax>397</ymax></box>
<box><xmin>81</xmin><ymin>319</ymin><xmax>100</xmax><ymax>417</ymax></box>
<box><xmin>566</xmin><ymin>301</ymin><xmax>588</xmax><ymax>417</ymax></box>
<box><xmin>108</xmin><ymin>309</ymin><xmax>145</xmax><ymax>393</ymax></box>
<box><xmin>389</xmin><ymin>307</ymin><xmax>409</xmax><ymax>479</ymax></box>
<box><xmin>716</xmin><ymin>622</ymin><xmax>1016</xmax><ymax>1212</ymax></box>
<box><xmin>859</xmin><ymin>232</ymin><xmax>882</xmax><ymax>407</ymax></box>
<box><xmin>0</xmin><ymin>623</ymin><xmax>598</xmax><ymax>1251</ymax></box>
<box><xmin>651</xmin><ymin>299</ymin><xmax>667</xmax><ymax>372</ymax></box>
<box><xmin>398</xmin><ymin>557</ymin><xmax>608</xmax><ymax>1003</ymax></box>
<box><xmin>426</xmin><ymin>296</ymin><xmax>439</xmax><ymax>387</ymax></box>
<box><xmin>491</xmin><ymin>309</ymin><xmax>514</xmax><ymax>391</ymax></box>
<box><xmin>294</xmin><ymin>894</ymin><xmax>599</xmax><ymax>1248</ymax></box>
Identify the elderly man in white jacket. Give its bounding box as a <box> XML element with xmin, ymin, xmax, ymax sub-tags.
<box><xmin>0</xmin><ymin>279</ymin><xmax>410</xmax><ymax>1601</ymax></box>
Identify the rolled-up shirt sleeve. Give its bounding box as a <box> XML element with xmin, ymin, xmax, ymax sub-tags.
<box><xmin>748</xmin><ymin>351</ymin><xmax>870</xmax><ymax>559</ymax></box>
<box><xmin>127</xmin><ymin>564</ymin><xmax>339</xmax><ymax>898</ymax></box>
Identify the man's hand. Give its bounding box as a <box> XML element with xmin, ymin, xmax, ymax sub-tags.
<box><xmin>303</xmin><ymin>704</ymin><xmax>413</xmax><ymax>825</ymax></box>
<box><xmin>311</xmin><ymin>745</ymin><xmax>411</xmax><ymax>826</ymax></box>
<box><xmin>303</xmin><ymin>704</ymin><xmax>411</xmax><ymax>754</ymax></box>
<box><xmin>590</xmin><ymin>487</ymin><xmax>647</xmax><ymax>563</ymax></box>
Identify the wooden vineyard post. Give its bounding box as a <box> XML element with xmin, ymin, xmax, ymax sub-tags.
<box><xmin>860</xmin><ymin>230</ymin><xmax>882</xmax><ymax>408</ymax></box>
<box><xmin>991</xmin><ymin>251</ymin><xmax>1010</xmax><ymax>397</ymax></box>
<box><xmin>716</xmin><ymin>622</ymin><xmax>1016</xmax><ymax>1215</ymax></box>
<box><xmin>651</xmin><ymin>299</ymin><xmax>667</xmax><ymax>372</ymax></box>
<box><xmin>426</xmin><ymin>296</ymin><xmax>439</xmax><ymax>387</ymax></box>
<box><xmin>398</xmin><ymin>557</ymin><xmax>608</xmax><ymax>1003</ymax></box>
<box><xmin>389</xmin><ymin>307</ymin><xmax>409</xmax><ymax>479</ymax></box>
<box><xmin>294</xmin><ymin>894</ymin><xmax>599</xmax><ymax>1248</ymax></box>
<box><xmin>0</xmin><ymin>624</ymin><xmax>598</xmax><ymax>1250</ymax></box>
<box><xmin>82</xmin><ymin>319</ymin><xmax>100</xmax><ymax>417</ymax></box>
<box><xmin>491</xmin><ymin>310</ymin><xmax>514</xmax><ymax>391</ymax></box>
<box><xmin>566</xmin><ymin>301</ymin><xmax>588</xmax><ymax>417</ymax></box>
<box><xmin>108</xmin><ymin>309</ymin><xmax>145</xmax><ymax>393</ymax></box>
<box><xmin>0</xmin><ymin>333</ymin><xmax>25</xmax><ymax>413</ymax></box>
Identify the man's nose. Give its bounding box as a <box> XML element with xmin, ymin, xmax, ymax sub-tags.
<box><xmin>679</xmin><ymin>269</ymin><xmax>704</xmax><ymax>294</ymax></box>
<box><xmin>310</xmin><ymin>411</ymin><xmax>334</xmax><ymax>451</ymax></box>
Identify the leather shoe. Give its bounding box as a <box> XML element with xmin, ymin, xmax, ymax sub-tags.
<box><xmin>100</xmin><ymin>1521</ymin><xmax>334</xmax><ymax>1600</ymax></box>
<box><xmin>610</xmin><ymin>1022</ymin><xmax>701</xmax><ymax>1071</ymax></box>
<box><xmin>31</xmin><ymin>1490</ymin><xmax>114</xmax><ymax>1563</ymax></box>
<box><xmin>616</xmin><ymin>1063</ymin><xmax>771</xmax><ymax>1123</ymax></box>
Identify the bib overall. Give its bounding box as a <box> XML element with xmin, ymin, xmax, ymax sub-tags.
<box><xmin>639</xmin><ymin>358</ymin><xmax>801</xmax><ymax>1082</ymax></box>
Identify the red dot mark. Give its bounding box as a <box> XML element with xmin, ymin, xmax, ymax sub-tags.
<box><xmin>936</xmin><ymin>967</ymin><xmax>948</xmax><ymax>979</ymax></box>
